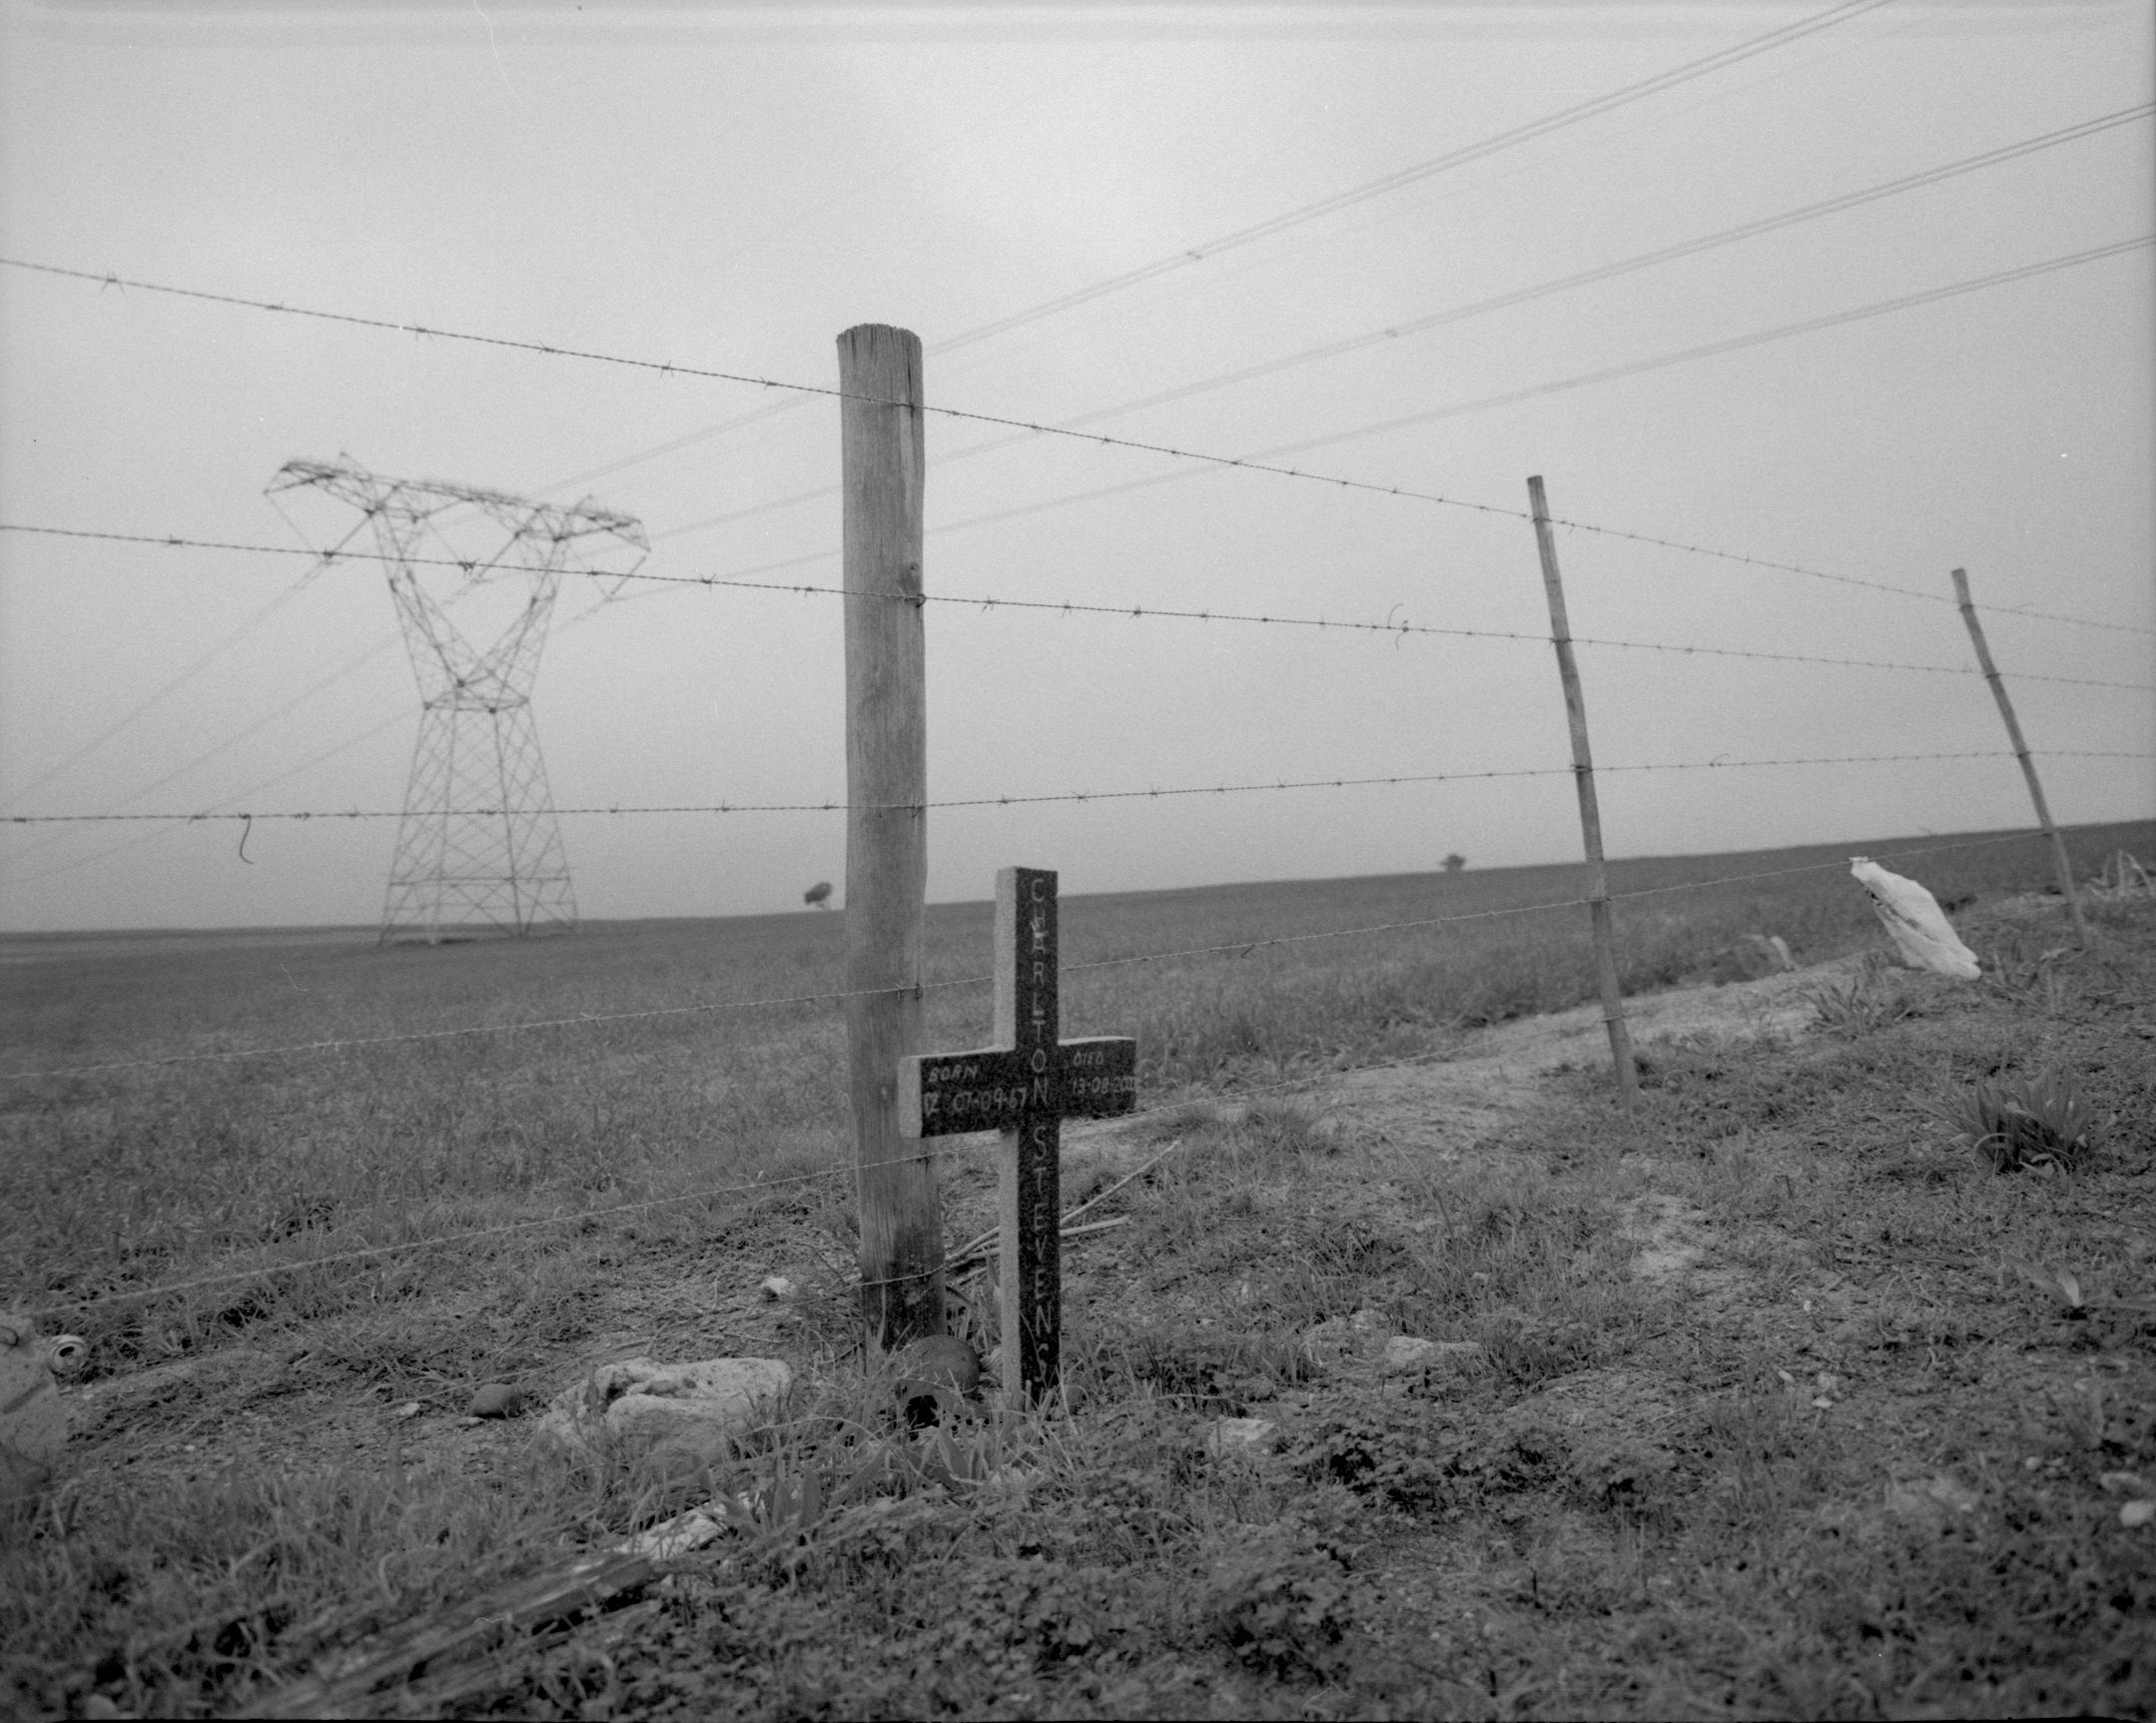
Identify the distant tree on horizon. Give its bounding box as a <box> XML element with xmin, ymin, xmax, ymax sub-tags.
<box><xmin>1442</xmin><ymin>854</ymin><xmax>1467</xmax><ymax>874</ymax></box>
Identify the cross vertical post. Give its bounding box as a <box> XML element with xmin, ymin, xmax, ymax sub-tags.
<box><xmin>898</xmin><ymin>867</ymin><xmax>1137</xmax><ymax>1404</ymax></box>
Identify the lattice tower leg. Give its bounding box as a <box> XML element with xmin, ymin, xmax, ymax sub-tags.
<box><xmin>380</xmin><ymin>701</ymin><xmax>577</xmax><ymax>943</ymax></box>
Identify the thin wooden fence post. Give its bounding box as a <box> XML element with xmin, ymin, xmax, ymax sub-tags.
<box><xmin>1950</xmin><ymin>566</ymin><xmax>2090</xmax><ymax>942</ymax></box>
<box><xmin>839</xmin><ymin>323</ymin><xmax>942</xmax><ymax>1350</ymax></box>
<box><xmin>1528</xmin><ymin>475</ymin><xmax>1638</xmax><ymax>1105</ymax></box>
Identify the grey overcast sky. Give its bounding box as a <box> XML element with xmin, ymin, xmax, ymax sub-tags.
<box><xmin>1</xmin><ymin>0</ymin><xmax>2150</xmax><ymax>932</ymax></box>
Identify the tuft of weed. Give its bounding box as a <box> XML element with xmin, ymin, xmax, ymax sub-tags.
<box><xmin>1928</xmin><ymin>1067</ymin><xmax>2106</xmax><ymax>1175</ymax></box>
<box><xmin>1069</xmin><ymin>1322</ymin><xmax>1311</xmax><ymax>1414</ymax></box>
<box><xmin>1197</xmin><ymin>1524</ymin><xmax>1361</xmax><ymax>1680</ymax></box>
<box><xmin>1290</xmin><ymin>1392</ymin><xmax>1563</xmax><ymax>1519</ymax></box>
<box><xmin>1983</xmin><ymin>937</ymin><xmax>2077</xmax><ymax>1013</ymax></box>
<box><xmin>1804</xmin><ymin>971</ymin><xmax>1919</xmax><ymax>1036</ymax></box>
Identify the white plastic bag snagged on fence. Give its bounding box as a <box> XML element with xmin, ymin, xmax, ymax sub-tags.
<box><xmin>1849</xmin><ymin>857</ymin><xmax>1981</xmax><ymax>980</ymax></box>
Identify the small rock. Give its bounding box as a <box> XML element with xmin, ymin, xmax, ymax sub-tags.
<box><xmin>469</xmin><ymin>1382</ymin><xmax>525</xmax><ymax>1419</ymax></box>
<box><xmin>758</xmin><ymin>1276</ymin><xmax>796</xmax><ymax>1301</ymax></box>
<box><xmin>1382</xmin><ymin>1336</ymin><xmax>1486</xmax><ymax>1373</ymax></box>
<box><xmin>1206</xmin><ymin>1416</ymin><xmax>1278</xmax><ymax>1454</ymax></box>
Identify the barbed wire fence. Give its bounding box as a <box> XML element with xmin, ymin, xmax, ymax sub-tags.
<box><xmin>1</xmin><ymin>269</ymin><xmax>2150</xmax><ymax>1363</ymax></box>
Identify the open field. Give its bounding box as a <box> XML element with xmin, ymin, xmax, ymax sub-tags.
<box><xmin>3</xmin><ymin>818</ymin><xmax>2153</xmax><ymax>1718</ymax></box>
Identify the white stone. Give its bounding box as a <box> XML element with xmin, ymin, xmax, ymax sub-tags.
<box><xmin>536</xmin><ymin>1356</ymin><xmax>792</xmax><ymax>1467</ymax></box>
<box><xmin>1381</xmin><ymin>1336</ymin><xmax>1486</xmax><ymax>1373</ymax></box>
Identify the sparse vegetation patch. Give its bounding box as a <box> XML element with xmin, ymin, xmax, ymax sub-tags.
<box><xmin>3</xmin><ymin>824</ymin><xmax>2152</xmax><ymax>1718</ymax></box>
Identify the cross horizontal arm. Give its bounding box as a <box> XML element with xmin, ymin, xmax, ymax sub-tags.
<box><xmin>897</xmin><ymin>1036</ymin><xmax>1136</xmax><ymax>1138</ymax></box>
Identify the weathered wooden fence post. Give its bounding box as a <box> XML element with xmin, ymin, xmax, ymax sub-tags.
<box><xmin>1528</xmin><ymin>475</ymin><xmax>1639</xmax><ymax>1105</ymax></box>
<box><xmin>1949</xmin><ymin>566</ymin><xmax>2090</xmax><ymax>943</ymax></box>
<box><xmin>839</xmin><ymin>323</ymin><xmax>943</xmax><ymax>1349</ymax></box>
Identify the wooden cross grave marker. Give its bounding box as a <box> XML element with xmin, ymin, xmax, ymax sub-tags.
<box><xmin>897</xmin><ymin>867</ymin><xmax>1136</xmax><ymax>1403</ymax></box>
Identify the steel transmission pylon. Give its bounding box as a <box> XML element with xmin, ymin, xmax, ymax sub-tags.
<box><xmin>270</xmin><ymin>458</ymin><xmax>647</xmax><ymax>944</ymax></box>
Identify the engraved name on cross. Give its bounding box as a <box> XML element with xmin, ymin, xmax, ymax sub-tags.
<box><xmin>897</xmin><ymin>867</ymin><xmax>1137</xmax><ymax>1403</ymax></box>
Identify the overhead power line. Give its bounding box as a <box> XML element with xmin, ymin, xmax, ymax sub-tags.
<box><xmin>1245</xmin><ymin>236</ymin><xmax>2156</xmax><ymax>462</ymax></box>
<box><xmin>0</xmin><ymin>530</ymin><xmax>357</xmax><ymax>818</ymax></box>
<box><xmin>658</xmin><ymin>241</ymin><xmax>2156</xmax><ymax>635</ymax></box>
<box><xmin>930</xmin><ymin>0</ymin><xmax>1897</xmax><ymax>354</ymax></box>
<box><xmin>555</xmin><ymin>0</ymin><xmax>1909</xmax><ymax>502</ymax></box>
<box><xmin>0</xmin><ymin>625</ymin><xmax>406</xmax><ymax>879</ymax></box>
<box><xmin>902</xmin><ymin>237</ymin><xmax>2155</xmax><ymax>542</ymax></box>
<box><xmin>956</xmin><ymin>103</ymin><xmax>2156</xmax><ymax>444</ymax></box>
<box><xmin>7</xmin><ymin>223</ymin><xmax>2150</xmax><ymax>642</ymax></box>
<box><xmin>656</xmin><ymin>102</ymin><xmax>2156</xmax><ymax>553</ymax></box>
<box><xmin>19</xmin><ymin>235</ymin><xmax>2142</xmax><ymax>539</ymax></box>
<box><xmin>0</xmin><ymin>582</ymin><xmax>630</xmax><ymax>891</ymax></box>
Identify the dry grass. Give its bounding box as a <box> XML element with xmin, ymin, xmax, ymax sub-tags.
<box><xmin>2</xmin><ymin>818</ymin><xmax>2151</xmax><ymax>1719</ymax></box>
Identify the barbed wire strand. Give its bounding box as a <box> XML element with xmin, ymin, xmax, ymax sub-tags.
<box><xmin>12</xmin><ymin>750</ymin><xmax>2153</xmax><ymax>827</ymax></box>
<box><xmin>13</xmin><ymin>522</ymin><xmax>2147</xmax><ymax>690</ymax></box>
<box><xmin>619</xmin><ymin>572</ymin><xmax>2154</xmax><ymax>688</ymax></box>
